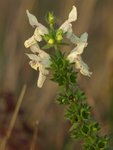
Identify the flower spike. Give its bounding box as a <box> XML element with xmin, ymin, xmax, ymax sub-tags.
<box><xmin>24</xmin><ymin>6</ymin><xmax>109</xmax><ymax>149</ymax></box>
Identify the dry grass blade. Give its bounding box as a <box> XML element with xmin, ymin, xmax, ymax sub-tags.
<box><xmin>0</xmin><ymin>85</ymin><xmax>27</xmax><ymax>150</ymax></box>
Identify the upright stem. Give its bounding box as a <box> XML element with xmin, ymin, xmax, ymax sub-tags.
<box><xmin>54</xmin><ymin>45</ymin><xmax>61</xmax><ymax>57</ymax></box>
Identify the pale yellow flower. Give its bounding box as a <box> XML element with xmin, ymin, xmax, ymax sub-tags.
<box><xmin>26</xmin><ymin>10</ymin><xmax>48</xmax><ymax>34</ymax></box>
<box><xmin>24</xmin><ymin>36</ymin><xmax>36</xmax><ymax>48</ymax></box>
<box><xmin>24</xmin><ymin>10</ymin><xmax>49</xmax><ymax>48</ymax></box>
<box><xmin>24</xmin><ymin>10</ymin><xmax>52</xmax><ymax>87</ymax></box>
<box><xmin>24</xmin><ymin>36</ymin><xmax>41</xmax><ymax>53</ymax></box>
<box><xmin>67</xmin><ymin>33</ymin><xmax>92</xmax><ymax>77</ymax></box>
<box><xmin>26</xmin><ymin>48</ymin><xmax>51</xmax><ymax>88</ymax></box>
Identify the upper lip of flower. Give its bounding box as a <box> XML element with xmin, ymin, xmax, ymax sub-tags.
<box><xmin>67</xmin><ymin>33</ymin><xmax>88</xmax><ymax>58</ymax></box>
<box><xmin>59</xmin><ymin>6</ymin><xmax>77</xmax><ymax>33</ymax></box>
<box><xmin>25</xmin><ymin>10</ymin><xmax>49</xmax><ymax>45</ymax></box>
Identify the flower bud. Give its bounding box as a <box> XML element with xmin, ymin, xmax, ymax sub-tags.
<box><xmin>56</xmin><ymin>35</ymin><xmax>63</xmax><ymax>41</ymax></box>
<box><xmin>48</xmin><ymin>38</ymin><xmax>54</xmax><ymax>45</ymax></box>
<box><xmin>47</xmin><ymin>12</ymin><xmax>55</xmax><ymax>25</ymax></box>
<box><xmin>56</xmin><ymin>29</ymin><xmax>64</xmax><ymax>42</ymax></box>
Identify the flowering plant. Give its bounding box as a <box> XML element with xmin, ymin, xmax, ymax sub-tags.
<box><xmin>24</xmin><ymin>6</ymin><xmax>109</xmax><ymax>149</ymax></box>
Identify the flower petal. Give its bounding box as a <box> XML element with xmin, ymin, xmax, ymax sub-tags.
<box><xmin>26</xmin><ymin>53</ymin><xmax>40</xmax><ymax>70</ymax></box>
<box><xmin>67</xmin><ymin>32</ymin><xmax>88</xmax><ymax>55</ymax></box>
<box><xmin>34</xmin><ymin>25</ymin><xmax>48</xmax><ymax>41</ymax></box>
<box><xmin>26</xmin><ymin>10</ymin><xmax>48</xmax><ymax>37</ymax></box>
<box><xmin>66</xmin><ymin>32</ymin><xmax>79</xmax><ymax>43</ymax></box>
<box><xmin>60</xmin><ymin>22</ymin><xmax>72</xmax><ymax>33</ymax></box>
<box><xmin>37</xmin><ymin>71</ymin><xmax>46</xmax><ymax>88</ymax></box>
<box><xmin>75</xmin><ymin>43</ymin><xmax>87</xmax><ymax>55</ymax></box>
<box><xmin>36</xmin><ymin>50</ymin><xmax>51</xmax><ymax>68</ymax></box>
<box><xmin>30</xmin><ymin>44</ymin><xmax>42</xmax><ymax>53</ymax></box>
<box><xmin>37</xmin><ymin>65</ymin><xmax>49</xmax><ymax>88</ymax></box>
<box><xmin>29</xmin><ymin>60</ymin><xmax>39</xmax><ymax>70</ymax></box>
<box><xmin>67</xmin><ymin>32</ymin><xmax>88</xmax><ymax>45</ymax></box>
<box><xmin>34</xmin><ymin>28</ymin><xmax>42</xmax><ymax>42</ymax></box>
<box><xmin>26</xmin><ymin>53</ymin><xmax>40</xmax><ymax>61</ymax></box>
<box><xmin>80</xmin><ymin>32</ymin><xmax>88</xmax><ymax>43</ymax></box>
<box><xmin>75</xmin><ymin>33</ymin><xmax>88</xmax><ymax>55</ymax></box>
<box><xmin>59</xmin><ymin>6</ymin><xmax>77</xmax><ymax>33</ymax></box>
<box><xmin>68</xmin><ymin>6</ymin><xmax>77</xmax><ymax>22</ymax></box>
<box><xmin>24</xmin><ymin>36</ymin><xmax>36</xmax><ymax>48</ymax></box>
<box><xmin>26</xmin><ymin>50</ymin><xmax>51</xmax><ymax>87</ymax></box>
<box><xmin>75</xmin><ymin>56</ymin><xmax>92</xmax><ymax>77</ymax></box>
<box><xmin>36</xmin><ymin>24</ymin><xmax>48</xmax><ymax>35</ymax></box>
<box><xmin>26</xmin><ymin>10</ymin><xmax>39</xmax><ymax>27</ymax></box>
<box><xmin>67</xmin><ymin>49</ymin><xmax>78</xmax><ymax>63</ymax></box>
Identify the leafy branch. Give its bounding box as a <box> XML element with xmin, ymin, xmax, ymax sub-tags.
<box><xmin>51</xmin><ymin>51</ymin><xmax>109</xmax><ymax>150</ymax></box>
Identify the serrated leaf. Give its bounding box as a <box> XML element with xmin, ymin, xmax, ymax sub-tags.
<box><xmin>70</xmin><ymin>73</ymin><xmax>76</xmax><ymax>83</ymax></box>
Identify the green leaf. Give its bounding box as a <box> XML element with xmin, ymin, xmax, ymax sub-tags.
<box><xmin>90</xmin><ymin>122</ymin><xmax>100</xmax><ymax>133</ymax></box>
<box><xmin>80</xmin><ymin>108</ymin><xmax>90</xmax><ymax>120</ymax></box>
<box><xmin>81</xmin><ymin>124</ymin><xmax>89</xmax><ymax>135</ymax></box>
<box><xmin>70</xmin><ymin>73</ymin><xmax>77</xmax><ymax>83</ymax></box>
<box><xmin>41</xmin><ymin>44</ymin><xmax>53</xmax><ymax>49</ymax></box>
<box><xmin>43</xmin><ymin>34</ymin><xmax>50</xmax><ymax>42</ymax></box>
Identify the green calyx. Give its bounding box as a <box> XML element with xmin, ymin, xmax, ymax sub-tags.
<box><xmin>42</xmin><ymin>29</ymin><xmax>65</xmax><ymax>49</ymax></box>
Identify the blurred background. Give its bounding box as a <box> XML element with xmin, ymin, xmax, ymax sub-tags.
<box><xmin>0</xmin><ymin>0</ymin><xmax>113</xmax><ymax>149</ymax></box>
